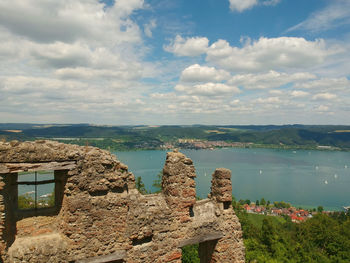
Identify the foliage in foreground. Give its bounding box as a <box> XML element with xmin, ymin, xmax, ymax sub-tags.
<box><xmin>238</xmin><ymin>211</ymin><xmax>350</xmax><ymax>263</ymax></box>
<box><xmin>181</xmin><ymin>244</ymin><xmax>199</xmax><ymax>263</ymax></box>
<box><xmin>18</xmin><ymin>192</ymin><xmax>55</xmax><ymax>209</ymax></box>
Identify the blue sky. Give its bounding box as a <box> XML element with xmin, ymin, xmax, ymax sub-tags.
<box><xmin>0</xmin><ymin>0</ymin><xmax>349</xmax><ymax>125</ymax></box>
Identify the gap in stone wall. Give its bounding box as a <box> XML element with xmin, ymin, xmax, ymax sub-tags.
<box><xmin>189</xmin><ymin>205</ymin><xmax>194</xmax><ymax>217</ymax></box>
<box><xmin>132</xmin><ymin>235</ymin><xmax>153</xmax><ymax>246</ymax></box>
<box><xmin>223</xmin><ymin>201</ymin><xmax>231</xmax><ymax>210</ymax></box>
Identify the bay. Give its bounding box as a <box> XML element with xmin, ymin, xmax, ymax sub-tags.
<box><xmin>114</xmin><ymin>148</ymin><xmax>350</xmax><ymax>211</ymax></box>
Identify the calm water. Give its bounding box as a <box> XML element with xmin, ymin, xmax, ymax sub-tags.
<box><xmin>114</xmin><ymin>148</ymin><xmax>350</xmax><ymax>211</ymax></box>
<box><xmin>18</xmin><ymin>172</ymin><xmax>54</xmax><ymax>201</ymax></box>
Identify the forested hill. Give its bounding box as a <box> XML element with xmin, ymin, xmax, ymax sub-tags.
<box><xmin>1</xmin><ymin>124</ymin><xmax>350</xmax><ymax>150</ymax></box>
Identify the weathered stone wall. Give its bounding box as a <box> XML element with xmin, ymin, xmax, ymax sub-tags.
<box><xmin>0</xmin><ymin>140</ymin><xmax>245</xmax><ymax>262</ymax></box>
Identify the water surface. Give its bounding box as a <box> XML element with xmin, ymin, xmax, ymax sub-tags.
<box><xmin>114</xmin><ymin>148</ymin><xmax>350</xmax><ymax>211</ymax></box>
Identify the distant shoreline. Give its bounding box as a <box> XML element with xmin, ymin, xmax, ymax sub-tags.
<box><xmin>110</xmin><ymin>143</ymin><xmax>348</xmax><ymax>152</ymax></box>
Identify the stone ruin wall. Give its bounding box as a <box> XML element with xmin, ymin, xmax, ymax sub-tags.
<box><xmin>0</xmin><ymin>140</ymin><xmax>245</xmax><ymax>263</ymax></box>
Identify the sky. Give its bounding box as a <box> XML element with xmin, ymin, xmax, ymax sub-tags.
<box><xmin>0</xmin><ymin>0</ymin><xmax>349</xmax><ymax>125</ymax></box>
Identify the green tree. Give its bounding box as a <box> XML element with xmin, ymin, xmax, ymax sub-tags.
<box><xmin>231</xmin><ymin>195</ymin><xmax>236</xmax><ymax>207</ymax></box>
<box><xmin>18</xmin><ymin>194</ymin><xmax>35</xmax><ymax>209</ymax></box>
<box><xmin>261</xmin><ymin>218</ymin><xmax>277</xmax><ymax>252</ymax></box>
<box><xmin>260</xmin><ymin>197</ymin><xmax>266</xmax><ymax>206</ymax></box>
<box><xmin>47</xmin><ymin>190</ymin><xmax>55</xmax><ymax>207</ymax></box>
<box><xmin>274</xmin><ymin>201</ymin><xmax>290</xmax><ymax>208</ymax></box>
<box><xmin>152</xmin><ymin>171</ymin><xmax>162</xmax><ymax>193</ymax></box>
<box><xmin>135</xmin><ymin>176</ymin><xmax>148</xmax><ymax>194</ymax></box>
<box><xmin>317</xmin><ymin>206</ymin><xmax>324</xmax><ymax>213</ymax></box>
<box><xmin>238</xmin><ymin>206</ymin><xmax>350</xmax><ymax>262</ymax></box>
<box><xmin>182</xmin><ymin>244</ymin><xmax>199</xmax><ymax>263</ymax></box>
<box><xmin>256</xmin><ymin>200</ymin><xmax>260</xmax><ymax>206</ymax></box>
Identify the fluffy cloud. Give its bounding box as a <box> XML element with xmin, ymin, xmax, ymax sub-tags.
<box><xmin>228</xmin><ymin>70</ymin><xmax>316</xmax><ymax>89</ymax></box>
<box><xmin>180</xmin><ymin>64</ymin><xmax>231</xmax><ymax>82</ymax></box>
<box><xmin>254</xmin><ymin>97</ymin><xmax>281</xmax><ymax>104</ymax></box>
<box><xmin>312</xmin><ymin>93</ymin><xmax>338</xmax><ymax>100</ymax></box>
<box><xmin>229</xmin><ymin>0</ymin><xmax>257</xmax><ymax>12</ymax></box>
<box><xmin>164</xmin><ymin>35</ymin><xmax>336</xmax><ymax>72</ymax></box>
<box><xmin>164</xmin><ymin>35</ymin><xmax>209</xmax><ymax>56</ymax></box>
<box><xmin>207</xmin><ymin>37</ymin><xmax>333</xmax><ymax>72</ymax></box>
<box><xmin>293</xmin><ymin>77</ymin><xmax>350</xmax><ymax>90</ymax></box>
<box><xmin>0</xmin><ymin>1</ymin><xmax>349</xmax><ymax>125</ymax></box>
<box><xmin>0</xmin><ymin>0</ymin><xmax>144</xmax><ymax>44</ymax></box>
<box><xmin>0</xmin><ymin>0</ymin><xmax>157</xmax><ymax>124</ymax></box>
<box><xmin>161</xmin><ymin>32</ymin><xmax>349</xmax><ymax>124</ymax></box>
<box><xmin>229</xmin><ymin>0</ymin><xmax>280</xmax><ymax>12</ymax></box>
<box><xmin>315</xmin><ymin>105</ymin><xmax>330</xmax><ymax>112</ymax></box>
<box><xmin>175</xmin><ymin>82</ymin><xmax>240</xmax><ymax>96</ymax></box>
<box><xmin>55</xmin><ymin>67</ymin><xmax>143</xmax><ymax>80</ymax></box>
<box><xmin>290</xmin><ymin>90</ymin><xmax>309</xmax><ymax>98</ymax></box>
<box><xmin>144</xmin><ymin>19</ymin><xmax>157</xmax><ymax>38</ymax></box>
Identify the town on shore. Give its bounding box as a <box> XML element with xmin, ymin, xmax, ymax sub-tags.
<box><xmin>234</xmin><ymin>199</ymin><xmax>349</xmax><ymax>223</ymax></box>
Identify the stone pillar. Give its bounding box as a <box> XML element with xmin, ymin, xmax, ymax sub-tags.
<box><xmin>162</xmin><ymin>151</ymin><xmax>196</xmax><ymax>222</ymax></box>
<box><xmin>210</xmin><ymin>168</ymin><xmax>232</xmax><ymax>209</ymax></box>
<box><xmin>54</xmin><ymin>170</ymin><xmax>67</xmax><ymax>213</ymax></box>
<box><xmin>0</xmin><ymin>173</ymin><xmax>17</xmax><ymax>256</ymax></box>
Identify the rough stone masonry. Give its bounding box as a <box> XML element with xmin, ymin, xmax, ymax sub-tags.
<box><xmin>0</xmin><ymin>140</ymin><xmax>245</xmax><ymax>262</ymax></box>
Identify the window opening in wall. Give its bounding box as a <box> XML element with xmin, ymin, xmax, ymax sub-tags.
<box><xmin>223</xmin><ymin>201</ymin><xmax>231</xmax><ymax>210</ymax></box>
<box><xmin>189</xmin><ymin>205</ymin><xmax>194</xmax><ymax>217</ymax></box>
<box><xmin>17</xmin><ymin>171</ymin><xmax>55</xmax><ymax>210</ymax></box>
<box><xmin>132</xmin><ymin>235</ymin><xmax>153</xmax><ymax>246</ymax></box>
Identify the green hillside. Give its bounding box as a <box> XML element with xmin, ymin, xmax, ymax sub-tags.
<box><xmin>1</xmin><ymin>124</ymin><xmax>349</xmax><ymax>151</ymax></box>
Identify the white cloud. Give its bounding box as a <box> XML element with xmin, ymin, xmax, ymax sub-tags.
<box><xmin>175</xmin><ymin>82</ymin><xmax>240</xmax><ymax>96</ymax></box>
<box><xmin>262</xmin><ymin>0</ymin><xmax>281</xmax><ymax>6</ymax></box>
<box><xmin>0</xmin><ymin>0</ymin><xmax>160</xmax><ymax>124</ymax></box>
<box><xmin>0</xmin><ymin>0</ymin><xmax>144</xmax><ymax>44</ymax></box>
<box><xmin>269</xmin><ymin>90</ymin><xmax>283</xmax><ymax>95</ymax></box>
<box><xmin>229</xmin><ymin>0</ymin><xmax>257</xmax><ymax>12</ymax></box>
<box><xmin>207</xmin><ymin>37</ymin><xmax>333</xmax><ymax>72</ymax></box>
<box><xmin>294</xmin><ymin>77</ymin><xmax>350</xmax><ymax>90</ymax></box>
<box><xmin>29</xmin><ymin>41</ymin><xmax>93</xmax><ymax>68</ymax></box>
<box><xmin>316</xmin><ymin>105</ymin><xmax>330</xmax><ymax>112</ymax></box>
<box><xmin>55</xmin><ymin>67</ymin><xmax>142</xmax><ymax>81</ymax></box>
<box><xmin>287</xmin><ymin>0</ymin><xmax>350</xmax><ymax>33</ymax></box>
<box><xmin>290</xmin><ymin>90</ymin><xmax>309</xmax><ymax>98</ymax></box>
<box><xmin>231</xmin><ymin>99</ymin><xmax>240</xmax><ymax>105</ymax></box>
<box><xmin>229</xmin><ymin>0</ymin><xmax>280</xmax><ymax>12</ymax></box>
<box><xmin>0</xmin><ymin>0</ymin><xmax>349</xmax><ymax>125</ymax></box>
<box><xmin>180</xmin><ymin>64</ymin><xmax>231</xmax><ymax>82</ymax></box>
<box><xmin>254</xmin><ymin>97</ymin><xmax>281</xmax><ymax>104</ymax></box>
<box><xmin>144</xmin><ymin>19</ymin><xmax>156</xmax><ymax>38</ymax></box>
<box><xmin>228</xmin><ymin>70</ymin><xmax>315</xmax><ymax>89</ymax></box>
<box><xmin>312</xmin><ymin>93</ymin><xmax>337</xmax><ymax>100</ymax></box>
<box><xmin>164</xmin><ymin>35</ymin><xmax>209</xmax><ymax>56</ymax></box>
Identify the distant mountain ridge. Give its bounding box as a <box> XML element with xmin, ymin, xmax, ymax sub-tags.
<box><xmin>1</xmin><ymin>123</ymin><xmax>350</xmax><ymax>150</ymax></box>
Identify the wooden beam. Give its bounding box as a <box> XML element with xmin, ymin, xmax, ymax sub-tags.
<box><xmin>0</xmin><ymin>161</ymin><xmax>76</xmax><ymax>174</ymax></box>
<box><xmin>76</xmin><ymin>250</ymin><xmax>126</xmax><ymax>263</ymax></box>
<box><xmin>178</xmin><ymin>232</ymin><xmax>223</xmax><ymax>247</ymax></box>
<box><xmin>17</xmin><ymin>179</ymin><xmax>56</xmax><ymax>185</ymax></box>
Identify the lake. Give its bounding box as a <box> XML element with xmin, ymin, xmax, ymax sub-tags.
<box><xmin>114</xmin><ymin>148</ymin><xmax>350</xmax><ymax>211</ymax></box>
